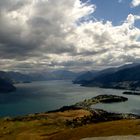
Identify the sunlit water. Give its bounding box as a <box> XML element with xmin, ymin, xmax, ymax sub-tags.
<box><xmin>0</xmin><ymin>80</ymin><xmax>140</xmax><ymax>117</ymax></box>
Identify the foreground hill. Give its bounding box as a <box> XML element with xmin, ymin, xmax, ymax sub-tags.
<box><xmin>82</xmin><ymin>136</ymin><xmax>140</xmax><ymax>140</ymax></box>
<box><xmin>0</xmin><ymin>94</ymin><xmax>139</xmax><ymax>139</ymax></box>
<box><xmin>0</xmin><ymin>108</ymin><xmax>140</xmax><ymax>140</ymax></box>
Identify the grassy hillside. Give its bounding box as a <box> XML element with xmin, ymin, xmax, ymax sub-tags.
<box><xmin>0</xmin><ymin>109</ymin><xmax>140</xmax><ymax>140</ymax></box>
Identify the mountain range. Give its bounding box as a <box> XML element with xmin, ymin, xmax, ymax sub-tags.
<box><xmin>73</xmin><ymin>63</ymin><xmax>140</xmax><ymax>90</ymax></box>
<box><xmin>1</xmin><ymin>63</ymin><xmax>140</xmax><ymax>93</ymax></box>
<box><xmin>0</xmin><ymin>70</ymin><xmax>81</xmax><ymax>93</ymax></box>
<box><xmin>0</xmin><ymin>70</ymin><xmax>81</xmax><ymax>84</ymax></box>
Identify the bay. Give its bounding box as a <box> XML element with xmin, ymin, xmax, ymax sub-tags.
<box><xmin>0</xmin><ymin>80</ymin><xmax>140</xmax><ymax>117</ymax></box>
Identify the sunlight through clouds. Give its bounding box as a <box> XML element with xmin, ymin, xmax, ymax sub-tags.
<box><xmin>0</xmin><ymin>0</ymin><xmax>140</xmax><ymax>71</ymax></box>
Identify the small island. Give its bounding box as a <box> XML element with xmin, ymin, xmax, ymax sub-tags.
<box><xmin>123</xmin><ymin>91</ymin><xmax>140</xmax><ymax>95</ymax></box>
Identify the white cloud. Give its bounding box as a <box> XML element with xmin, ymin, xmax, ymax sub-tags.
<box><xmin>0</xmin><ymin>0</ymin><xmax>140</xmax><ymax>72</ymax></box>
<box><xmin>131</xmin><ymin>0</ymin><xmax>140</xmax><ymax>7</ymax></box>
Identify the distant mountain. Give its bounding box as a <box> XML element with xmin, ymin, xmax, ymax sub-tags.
<box><xmin>82</xmin><ymin>63</ymin><xmax>140</xmax><ymax>90</ymax></box>
<box><xmin>28</xmin><ymin>70</ymin><xmax>80</xmax><ymax>81</ymax></box>
<box><xmin>0</xmin><ymin>71</ymin><xmax>32</xmax><ymax>84</ymax></box>
<box><xmin>73</xmin><ymin>71</ymin><xmax>98</xmax><ymax>84</ymax></box>
<box><xmin>0</xmin><ymin>70</ymin><xmax>80</xmax><ymax>84</ymax></box>
<box><xmin>73</xmin><ymin>63</ymin><xmax>140</xmax><ymax>85</ymax></box>
<box><xmin>73</xmin><ymin>67</ymin><xmax>118</xmax><ymax>84</ymax></box>
<box><xmin>116</xmin><ymin>63</ymin><xmax>140</xmax><ymax>71</ymax></box>
<box><xmin>0</xmin><ymin>77</ymin><xmax>16</xmax><ymax>93</ymax></box>
<box><xmin>51</xmin><ymin>70</ymin><xmax>80</xmax><ymax>80</ymax></box>
<box><xmin>73</xmin><ymin>63</ymin><xmax>140</xmax><ymax>90</ymax></box>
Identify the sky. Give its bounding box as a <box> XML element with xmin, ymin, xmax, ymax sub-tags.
<box><xmin>0</xmin><ymin>0</ymin><xmax>140</xmax><ymax>72</ymax></box>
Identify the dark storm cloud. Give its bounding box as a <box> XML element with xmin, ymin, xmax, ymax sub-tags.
<box><xmin>0</xmin><ymin>0</ymin><xmax>79</xmax><ymax>60</ymax></box>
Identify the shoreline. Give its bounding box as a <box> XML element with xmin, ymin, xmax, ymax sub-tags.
<box><xmin>0</xmin><ymin>94</ymin><xmax>140</xmax><ymax>140</ymax></box>
<box><xmin>3</xmin><ymin>94</ymin><xmax>139</xmax><ymax>123</ymax></box>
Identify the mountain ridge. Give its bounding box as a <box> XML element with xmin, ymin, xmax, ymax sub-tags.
<box><xmin>74</xmin><ymin>63</ymin><xmax>140</xmax><ymax>90</ymax></box>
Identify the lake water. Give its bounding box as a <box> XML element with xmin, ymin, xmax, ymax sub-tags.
<box><xmin>0</xmin><ymin>80</ymin><xmax>140</xmax><ymax>117</ymax></box>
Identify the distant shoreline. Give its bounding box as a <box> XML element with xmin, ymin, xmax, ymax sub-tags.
<box><xmin>123</xmin><ymin>91</ymin><xmax>140</xmax><ymax>95</ymax></box>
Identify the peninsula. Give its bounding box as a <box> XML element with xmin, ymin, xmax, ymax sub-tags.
<box><xmin>0</xmin><ymin>94</ymin><xmax>139</xmax><ymax>140</ymax></box>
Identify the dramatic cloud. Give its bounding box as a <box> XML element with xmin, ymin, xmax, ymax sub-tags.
<box><xmin>0</xmin><ymin>0</ymin><xmax>140</xmax><ymax>72</ymax></box>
